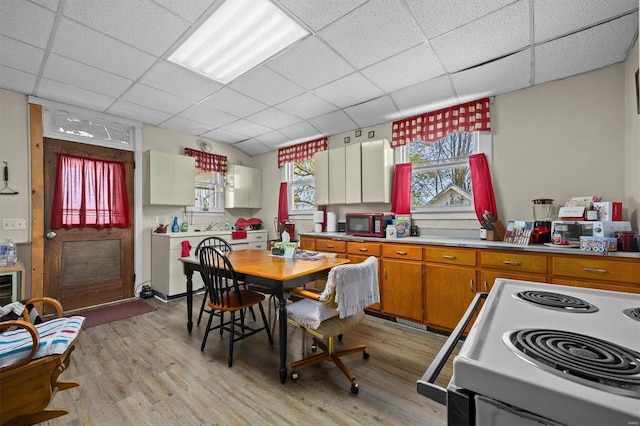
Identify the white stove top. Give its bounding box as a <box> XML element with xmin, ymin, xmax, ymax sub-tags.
<box><xmin>453</xmin><ymin>279</ymin><xmax>640</xmax><ymax>426</ymax></box>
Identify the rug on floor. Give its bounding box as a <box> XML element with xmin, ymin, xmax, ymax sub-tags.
<box><xmin>78</xmin><ymin>299</ymin><xmax>156</xmax><ymax>329</ymax></box>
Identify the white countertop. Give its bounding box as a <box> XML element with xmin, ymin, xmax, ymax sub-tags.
<box><xmin>301</xmin><ymin>232</ymin><xmax>640</xmax><ymax>259</ymax></box>
<box><xmin>153</xmin><ymin>229</ymin><xmax>266</xmax><ymax>238</ymax></box>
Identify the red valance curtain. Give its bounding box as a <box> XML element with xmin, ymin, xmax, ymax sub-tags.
<box><xmin>185</xmin><ymin>148</ymin><xmax>227</xmax><ymax>173</ymax></box>
<box><xmin>391</xmin><ymin>163</ymin><xmax>412</xmax><ymax>215</ymax></box>
<box><xmin>277</xmin><ymin>182</ymin><xmax>289</xmax><ymax>223</ymax></box>
<box><xmin>277</xmin><ymin>137</ymin><xmax>327</xmax><ymax>168</ymax></box>
<box><xmin>391</xmin><ymin>98</ymin><xmax>491</xmax><ymax>147</ymax></box>
<box><xmin>51</xmin><ymin>154</ymin><xmax>131</xmax><ymax>229</ymax></box>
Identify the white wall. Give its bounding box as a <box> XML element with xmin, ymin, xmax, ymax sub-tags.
<box><xmin>624</xmin><ymin>37</ymin><xmax>640</xmax><ymax>231</ymax></box>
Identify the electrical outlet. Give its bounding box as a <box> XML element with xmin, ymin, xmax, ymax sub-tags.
<box><xmin>152</xmin><ymin>216</ymin><xmax>160</xmax><ymax>224</ymax></box>
<box><xmin>1</xmin><ymin>218</ymin><xmax>26</xmax><ymax>230</ymax></box>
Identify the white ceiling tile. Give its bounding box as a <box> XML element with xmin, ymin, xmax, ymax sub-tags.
<box><xmin>431</xmin><ymin>1</ymin><xmax>530</xmax><ymax>73</ymax></box>
<box><xmin>32</xmin><ymin>0</ymin><xmax>60</xmax><ymax>12</ymax></box>
<box><xmin>0</xmin><ymin>36</ymin><xmax>45</xmax><ymax>74</ymax></box>
<box><xmin>535</xmin><ymin>13</ymin><xmax>638</xmax><ymax>85</ymax></box>
<box><xmin>152</xmin><ymin>0</ymin><xmax>215</xmax><ymax>23</ymax></box>
<box><xmin>308</xmin><ymin>110</ymin><xmax>358</xmax><ymax>135</ymax></box>
<box><xmin>200</xmin><ymin>128</ymin><xmax>246</xmax><ymax>144</ymax></box>
<box><xmin>534</xmin><ymin>0</ymin><xmax>639</xmax><ymax>42</ymax></box>
<box><xmin>221</xmin><ymin>119</ymin><xmax>272</xmax><ymax>138</ymax></box>
<box><xmin>122</xmin><ymin>83</ymin><xmax>194</xmax><ymax>115</ymax></box>
<box><xmin>201</xmin><ymin>88</ymin><xmax>267</xmax><ymax>118</ymax></box>
<box><xmin>344</xmin><ymin>96</ymin><xmax>400</xmax><ymax>127</ymax></box>
<box><xmin>0</xmin><ymin>66</ymin><xmax>37</xmax><ymax>94</ymax></box>
<box><xmin>0</xmin><ymin>0</ymin><xmax>56</xmax><ymax>48</ymax></box>
<box><xmin>51</xmin><ymin>18</ymin><xmax>157</xmax><ymax>80</ymax></box>
<box><xmin>406</xmin><ymin>0</ymin><xmax>518</xmax><ymax>39</ymax></box>
<box><xmin>43</xmin><ymin>54</ymin><xmax>133</xmax><ymax>98</ymax></box>
<box><xmin>37</xmin><ymin>78</ymin><xmax>115</xmax><ymax>111</ymax></box>
<box><xmin>312</xmin><ymin>73</ymin><xmax>384</xmax><ymax>108</ymax></box>
<box><xmin>179</xmin><ymin>103</ymin><xmax>238</xmax><ymax>128</ymax></box>
<box><xmin>361</xmin><ymin>44</ymin><xmax>446</xmax><ymax>93</ymax></box>
<box><xmin>246</xmin><ymin>108</ymin><xmax>300</xmax><ymax>129</ymax></box>
<box><xmin>232</xmin><ymin>139</ymin><xmax>271</xmax><ymax>157</ymax></box>
<box><xmin>107</xmin><ymin>100</ymin><xmax>171</xmax><ymax>125</ymax></box>
<box><xmin>277</xmin><ymin>0</ymin><xmax>367</xmax><ymax>31</ymax></box>
<box><xmin>141</xmin><ymin>61</ymin><xmax>222</xmax><ymax>102</ymax></box>
<box><xmin>160</xmin><ymin>116</ymin><xmax>212</xmax><ymax>135</ymax></box>
<box><xmin>390</xmin><ymin>75</ymin><xmax>458</xmax><ymax>116</ymax></box>
<box><xmin>266</xmin><ymin>36</ymin><xmax>354</xmax><ymax>90</ymax></box>
<box><xmin>318</xmin><ymin>0</ymin><xmax>425</xmax><ymax>69</ymax></box>
<box><xmin>254</xmin><ymin>131</ymin><xmax>289</xmax><ymax>147</ymax></box>
<box><xmin>63</xmin><ymin>0</ymin><xmax>189</xmax><ymax>56</ymax></box>
<box><xmin>452</xmin><ymin>50</ymin><xmax>531</xmax><ymax>99</ymax></box>
<box><xmin>278</xmin><ymin>121</ymin><xmax>322</xmax><ymax>140</ymax></box>
<box><xmin>276</xmin><ymin>92</ymin><xmax>338</xmax><ymax>120</ymax></box>
<box><xmin>229</xmin><ymin>67</ymin><xmax>305</xmax><ymax>106</ymax></box>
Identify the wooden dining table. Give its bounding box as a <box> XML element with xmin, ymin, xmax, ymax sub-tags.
<box><xmin>179</xmin><ymin>249</ymin><xmax>349</xmax><ymax>383</ymax></box>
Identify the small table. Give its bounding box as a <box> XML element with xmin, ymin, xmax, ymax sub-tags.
<box><xmin>0</xmin><ymin>261</ymin><xmax>26</xmax><ymax>303</ymax></box>
<box><xmin>180</xmin><ymin>250</ymin><xmax>349</xmax><ymax>383</ymax></box>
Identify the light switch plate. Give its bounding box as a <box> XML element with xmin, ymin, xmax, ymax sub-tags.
<box><xmin>1</xmin><ymin>218</ymin><xmax>27</xmax><ymax>230</ymax></box>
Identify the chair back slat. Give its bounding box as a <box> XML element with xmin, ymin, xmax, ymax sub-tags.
<box><xmin>195</xmin><ymin>236</ymin><xmax>233</xmax><ymax>256</ymax></box>
<box><xmin>198</xmin><ymin>246</ymin><xmax>243</xmax><ymax>309</ymax></box>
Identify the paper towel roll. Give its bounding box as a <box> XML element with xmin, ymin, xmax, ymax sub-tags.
<box><xmin>326</xmin><ymin>212</ymin><xmax>337</xmax><ymax>232</ymax></box>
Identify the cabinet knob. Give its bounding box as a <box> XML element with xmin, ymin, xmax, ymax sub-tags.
<box><xmin>326</xmin><ymin>244</ymin><xmax>334</xmax><ymax>248</ymax></box>
<box><xmin>502</xmin><ymin>260</ymin><xmax>521</xmax><ymax>266</ymax></box>
<box><xmin>358</xmin><ymin>248</ymin><xmax>368</xmax><ymax>252</ymax></box>
<box><xmin>396</xmin><ymin>251</ymin><xmax>407</xmax><ymax>255</ymax></box>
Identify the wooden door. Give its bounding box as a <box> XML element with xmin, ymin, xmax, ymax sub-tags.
<box><xmin>381</xmin><ymin>258</ymin><xmax>423</xmax><ymax>321</ymax></box>
<box><xmin>425</xmin><ymin>265</ymin><xmax>476</xmax><ymax>332</ymax></box>
<box><xmin>43</xmin><ymin>138</ymin><xmax>134</xmax><ymax>310</ymax></box>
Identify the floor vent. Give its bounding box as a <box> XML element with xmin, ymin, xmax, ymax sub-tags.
<box><xmin>396</xmin><ymin>318</ymin><xmax>427</xmax><ymax>331</ymax></box>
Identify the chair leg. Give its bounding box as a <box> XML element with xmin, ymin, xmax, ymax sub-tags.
<box><xmin>228</xmin><ymin>311</ymin><xmax>236</xmax><ymax>367</ymax></box>
<box><xmin>197</xmin><ymin>291</ymin><xmax>208</xmax><ymax>326</ymax></box>
<box><xmin>201</xmin><ymin>311</ymin><xmax>215</xmax><ymax>351</ymax></box>
<box><xmin>258</xmin><ymin>302</ymin><xmax>273</xmax><ymax>345</ymax></box>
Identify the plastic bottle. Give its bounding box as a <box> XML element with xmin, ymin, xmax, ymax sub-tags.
<box><xmin>180</xmin><ymin>214</ymin><xmax>189</xmax><ymax>232</ymax></box>
<box><xmin>172</xmin><ymin>216</ymin><xmax>179</xmax><ymax>232</ymax></box>
<box><xmin>224</xmin><ymin>218</ymin><xmax>230</xmax><ymax>230</ymax></box>
<box><xmin>281</xmin><ymin>229</ymin><xmax>290</xmax><ymax>243</ymax></box>
<box><xmin>6</xmin><ymin>238</ymin><xmax>16</xmax><ymax>266</ymax></box>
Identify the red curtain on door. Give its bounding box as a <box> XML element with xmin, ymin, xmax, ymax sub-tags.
<box><xmin>51</xmin><ymin>154</ymin><xmax>132</xmax><ymax>229</ymax></box>
<box><xmin>469</xmin><ymin>153</ymin><xmax>498</xmax><ymax>223</ymax></box>
<box><xmin>391</xmin><ymin>163</ymin><xmax>412</xmax><ymax>215</ymax></box>
<box><xmin>277</xmin><ymin>182</ymin><xmax>289</xmax><ymax>223</ymax></box>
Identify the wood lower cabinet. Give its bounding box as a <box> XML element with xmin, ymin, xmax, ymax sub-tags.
<box><xmin>552</xmin><ymin>255</ymin><xmax>640</xmax><ymax>293</ymax></box>
<box><xmin>315</xmin><ymin>238</ymin><xmax>347</xmax><ymax>258</ymax></box>
<box><xmin>479</xmin><ymin>250</ymin><xmax>549</xmax><ymax>293</ymax></box>
<box><xmin>425</xmin><ymin>247</ymin><xmax>477</xmax><ymax>332</ymax></box>
<box><xmin>347</xmin><ymin>241</ymin><xmax>381</xmax><ymax>311</ymax></box>
<box><xmin>299</xmin><ymin>236</ymin><xmax>315</xmax><ymax>251</ymax></box>
<box><xmin>381</xmin><ymin>244</ymin><xmax>424</xmax><ymax>321</ymax></box>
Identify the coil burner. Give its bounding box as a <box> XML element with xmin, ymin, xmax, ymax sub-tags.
<box><xmin>623</xmin><ymin>307</ymin><xmax>640</xmax><ymax>322</ymax></box>
<box><xmin>514</xmin><ymin>290</ymin><xmax>599</xmax><ymax>313</ymax></box>
<box><xmin>504</xmin><ymin>328</ymin><xmax>640</xmax><ymax>398</ymax></box>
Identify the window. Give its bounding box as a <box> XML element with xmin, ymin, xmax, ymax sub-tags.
<box><xmin>191</xmin><ymin>171</ymin><xmax>225</xmax><ymax>214</ymax></box>
<box><xmin>285</xmin><ymin>159</ymin><xmax>316</xmax><ymax>214</ymax></box>
<box><xmin>398</xmin><ymin>131</ymin><xmax>491</xmax><ymax>217</ymax></box>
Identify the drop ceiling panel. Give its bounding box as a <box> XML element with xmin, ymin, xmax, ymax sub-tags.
<box><xmin>43</xmin><ymin>54</ymin><xmax>132</xmax><ymax>98</ymax></box>
<box><xmin>37</xmin><ymin>78</ymin><xmax>115</xmax><ymax>111</ymax></box>
<box><xmin>51</xmin><ymin>18</ymin><xmax>156</xmax><ymax>80</ymax></box>
<box><xmin>32</xmin><ymin>0</ymin><xmax>60</xmax><ymax>12</ymax></box>
<box><xmin>63</xmin><ymin>0</ymin><xmax>189</xmax><ymax>56</ymax></box>
<box><xmin>312</xmin><ymin>73</ymin><xmax>385</xmax><ymax>108</ymax></box>
<box><xmin>344</xmin><ymin>95</ymin><xmax>399</xmax><ymax>127</ymax></box>
<box><xmin>0</xmin><ymin>36</ymin><xmax>45</xmax><ymax>74</ymax></box>
<box><xmin>121</xmin><ymin>83</ymin><xmax>193</xmax><ymax>115</ymax></box>
<box><xmin>179</xmin><ymin>103</ymin><xmax>238</xmax><ymax>128</ymax></box>
<box><xmin>361</xmin><ymin>44</ymin><xmax>446</xmax><ymax>93</ymax></box>
<box><xmin>151</xmin><ymin>0</ymin><xmax>215</xmax><ymax>23</ymax></box>
<box><xmin>451</xmin><ymin>50</ymin><xmax>531</xmax><ymax>99</ymax></box>
<box><xmin>308</xmin><ymin>110</ymin><xmax>359</xmax><ymax>135</ymax></box>
<box><xmin>200</xmin><ymin>128</ymin><xmax>246</xmax><ymax>144</ymax></box>
<box><xmin>246</xmin><ymin>108</ymin><xmax>300</xmax><ymax>129</ymax></box>
<box><xmin>233</xmin><ymin>139</ymin><xmax>271</xmax><ymax>156</ymax></box>
<box><xmin>391</xmin><ymin>75</ymin><xmax>457</xmax><ymax>117</ymax></box>
<box><xmin>141</xmin><ymin>61</ymin><xmax>222</xmax><ymax>103</ymax></box>
<box><xmin>277</xmin><ymin>0</ymin><xmax>368</xmax><ymax>32</ymax></box>
<box><xmin>318</xmin><ymin>0</ymin><xmax>425</xmax><ymax>69</ymax></box>
<box><xmin>278</xmin><ymin>121</ymin><xmax>322</xmax><ymax>140</ymax></box>
<box><xmin>406</xmin><ymin>0</ymin><xmax>518</xmax><ymax>40</ymax></box>
<box><xmin>276</xmin><ymin>92</ymin><xmax>339</xmax><ymax>120</ymax></box>
<box><xmin>534</xmin><ymin>12</ymin><xmax>638</xmax><ymax>85</ymax></box>
<box><xmin>266</xmin><ymin>36</ymin><xmax>354</xmax><ymax>91</ymax></box>
<box><xmin>160</xmin><ymin>116</ymin><xmax>212</xmax><ymax>135</ymax></box>
<box><xmin>431</xmin><ymin>1</ymin><xmax>530</xmax><ymax>73</ymax></box>
<box><xmin>533</xmin><ymin>0</ymin><xmax>639</xmax><ymax>42</ymax></box>
<box><xmin>222</xmin><ymin>119</ymin><xmax>272</xmax><ymax>138</ymax></box>
<box><xmin>0</xmin><ymin>66</ymin><xmax>37</xmax><ymax>94</ymax></box>
<box><xmin>254</xmin><ymin>131</ymin><xmax>289</xmax><ymax>147</ymax></box>
<box><xmin>107</xmin><ymin>100</ymin><xmax>171</xmax><ymax>126</ymax></box>
<box><xmin>201</xmin><ymin>88</ymin><xmax>267</xmax><ymax>118</ymax></box>
<box><xmin>229</xmin><ymin>67</ymin><xmax>305</xmax><ymax>106</ymax></box>
<box><xmin>0</xmin><ymin>0</ymin><xmax>56</xmax><ymax>48</ymax></box>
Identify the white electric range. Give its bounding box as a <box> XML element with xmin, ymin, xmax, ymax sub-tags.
<box><xmin>448</xmin><ymin>279</ymin><xmax>640</xmax><ymax>426</ymax></box>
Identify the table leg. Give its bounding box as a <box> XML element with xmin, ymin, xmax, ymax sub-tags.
<box><xmin>185</xmin><ymin>268</ymin><xmax>194</xmax><ymax>333</ymax></box>
<box><xmin>278</xmin><ymin>292</ymin><xmax>288</xmax><ymax>383</ymax></box>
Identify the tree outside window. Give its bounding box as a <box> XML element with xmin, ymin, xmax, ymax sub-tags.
<box><xmin>289</xmin><ymin>159</ymin><xmax>316</xmax><ymax>212</ymax></box>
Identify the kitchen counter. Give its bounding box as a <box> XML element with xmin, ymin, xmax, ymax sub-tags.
<box><xmin>152</xmin><ymin>229</ymin><xmax>266</xmax><ymax>238</ymax></box>
<box><xmin>300</xmin><ymin>232</ymin><xmax>640</xmax><ymax>259</ymax></box>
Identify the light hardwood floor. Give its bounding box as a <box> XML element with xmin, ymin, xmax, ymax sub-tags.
<box><xmin>44</xmin><ymin>295</ymin><xmax>459</xmax><ymax>425</ymax></box>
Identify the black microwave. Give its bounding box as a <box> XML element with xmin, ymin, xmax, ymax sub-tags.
<box><xmin>345</xmin><ymin>213</ymin><xmax>394</xmax><ymax>237</ymax></box>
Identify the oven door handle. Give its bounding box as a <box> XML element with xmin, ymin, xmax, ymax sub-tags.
<box><xmin>416</xmin><ymin>292</ymin><xmax>488</xmax><ymax>405</ymax></box>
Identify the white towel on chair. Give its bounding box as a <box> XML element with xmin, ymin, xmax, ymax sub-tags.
<box><xmin>330</xmin><ymin>257</ymin><xmax>379</xmax><ymax>319</ymax></box>
<box><xmin>287</xmin><ymin>298</ymin><xmax>338</xmax><ymax>329</ymax></box>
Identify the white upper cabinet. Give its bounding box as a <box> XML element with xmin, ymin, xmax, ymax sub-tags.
<box><xmin>225</xmin><ymin>164</ymin><xmax>261</xmax><ymax>209</ymax></box>
<box><xmin>361</xmin><ymin>139</ymin><xmax>394</xmax><ymax>203</ymax></box>
<box><xmin>345</xmin><ymin>143</ymin><xmax>362</xmax><ymax>204</ymax></box>
<box><xmin>143</xmin><ymin>150</ymin><xmax>195</xmax><ymax>206</ymax></box>
<box><xmin>314</xmin><ymin>150</ymin><xmax>329</xmax><ymax>206</ymax></box>
<box><xmin>328</xmin><ymin>147</ymin><xmax>346</xmax><ymax>204</ymax></box>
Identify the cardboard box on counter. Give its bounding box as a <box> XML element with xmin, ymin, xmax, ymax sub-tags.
<box><xmin>580</xmin><ymin>236</ymin><xmax>617</xmax><ymax>252</ymax></box>
<box><xmin>394</xmin><ymin>215</ymin><xmax>411</xmax><ymax>238</ymax></box>
<box><xmin>593</xmin><ymin>202</ymin><xmax>622</xmax><ymax>221</ymax></box>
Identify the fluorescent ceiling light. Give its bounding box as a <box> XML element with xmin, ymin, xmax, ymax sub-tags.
<box><xmin>169</xmin><ymin>0</ymin><xmax>308</xmax><ymax>84</ymax></box>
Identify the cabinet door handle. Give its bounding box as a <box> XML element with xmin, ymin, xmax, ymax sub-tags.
<box><xmin>483</xmin><ymin>281</ymin><xmax>488</xmax><ymax>292</ymax></box>
<box><xmin>442</xmin><ymin>255</ymin><xmax>457</xmax><ymax>260</ymax></box>
<box><xmin>502</xmin><ymin>260</ymin><xmax>521</xmax><ymax>266</ymax></box>
<box><xmin>326</xmin><ymin>244</ymin><xmax>334</xmax><ymax>248</ymax></box>
<box><xmin>583</xmin><ymin>267</ymin><xmax>607</xmax><ymax>273</ymax></box>
<box><xmin>469</xmin><ymin>279</ymin><xmax>474</xmax><ymax>292</ymax></box>
<box><xmin>255</xmin><ymin>236</ymin><xmax>263</xmax><ymax>239</ymax></box>
<box><xmin>396</xmin><ymin>251</ymin><xmax>407</xmax><ymax>255</ymax></box>
<box><xmin>358</xmin><ymin>248</ymin><xmax>369</xmax><ymax>252</ymax></box>
<box><xmin>384</xmin><ymin>268</ymin><xmax>387</xmax><ymax>279</ymax></box>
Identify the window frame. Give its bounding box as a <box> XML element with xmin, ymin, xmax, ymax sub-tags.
<box><xmin>283</xmin><ymin>160</ymin><xmax>317</xmax><ymax>219</ymax></box>
<box><xmin>396</xmin><ymin>131</ymin><xmax>492</xmax><ymax>220</ymax></box>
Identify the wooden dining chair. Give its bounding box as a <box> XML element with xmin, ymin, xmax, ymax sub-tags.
<box><xmin>199</xmin><ymin>246</ymin><xmax>273</xmax><ymax>366</ymax></box>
